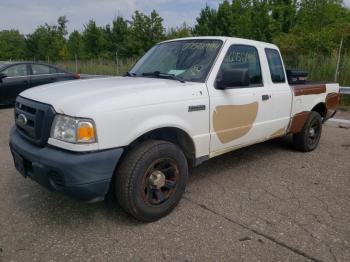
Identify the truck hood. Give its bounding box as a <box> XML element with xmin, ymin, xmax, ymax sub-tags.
<box><xmin>20</xmin><ymin>77</ymin><xmax>206</xmax><ymax>116</ymax></box>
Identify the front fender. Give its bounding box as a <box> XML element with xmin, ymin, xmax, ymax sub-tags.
<box><xmin>95</xmin><ymin>100</ymin><xmax>210</xmax><ymax>158</ymax></box>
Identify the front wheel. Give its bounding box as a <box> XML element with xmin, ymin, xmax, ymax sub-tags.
<box><xmin>292</xmin><ymin>111</ymin><xmax>322</xmax><ymax>152</ymax></box>
<box><xmin>115</xmin><ymin>140</ymin><xmax>188</xmax><ymax>222</ymax></box>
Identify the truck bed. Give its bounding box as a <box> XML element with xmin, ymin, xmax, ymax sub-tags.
<box><xmin>290</xmin><ymin>82</ymin><xmax>340</xmax><ymax>122</ymax></box>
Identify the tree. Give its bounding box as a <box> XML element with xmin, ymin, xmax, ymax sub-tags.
<box><xmin>58</xmin><ymin>16</ymin><xmax>69</xmax><ymax>36</ymax></box>
<box><xmin>288</xmin><ymin>0</ymin><xmax>350</xmax><ymax>54</ymax></box>
<box><xmin>111</xmin><ymin>16</ymin><xmax>130</xmax><ymax>57</ymax></box>
<box><xmin>167</xmin><ymin>23</ymin><xmax>192</xmax><ymax>39</ymax></box>
<box><xmin>2</xmin><ymin>3</ymin><xmax>350</xmax><ymax>63</ymax></box>
<box><xmin>0</xmin><ymin>30</ymin><xmax>26</xmax><ymax>60</ymax></box>
<box><xmin>230</xmin><ymin>0</ymin><xmax>253</xmax><ymax>38</ymax></box>
<box><xmin>249</xmin><ymin>0</ymin><xmax>274</xmax><ymax>41</ymax></box>
<box><xmin>149</xmin><ymin>10</ymin><xmax>165</xmax><ymax>43</ymax></box>
<box><xmin>269</xmin><ymin>0</ymin><xmax>297</xmax><ymax>34</ymax></box>
<box><xmin>82</xmin><ymin>20</ymin><xmax>106</xmax><ymax>58</ymax></box>
<box><xmin>295</xmin><ymin>0</ymin><xmax>346</xmax><ymax>33</ymax></box>
<box><xmin>129</xmin><ymin>10</ymin><xmax>165</xmax><ymax>56</ymax></box>
<box><xmin>67</xmin><ymin>30</ymin><xmax>85</xmax><ymax>59</ymax></box>
<box><xmin>193</xmin><ymin>5</ymin><xmax>218</xmax><ymax>36</ymax></box>
<box><xmin>25</xmin><ymin>16</ymin><xmax>69</xmax><ymax>61</ymax></box>
<box><xmin>26</xmin><ymin>24</ymin><xmax>66</xmax><ymax>61</ymax></box>
<box><xmin>59</xmin><ymin>45</ymin><xmax>70</xmax><ymax>60</ymax></box>
<box><xmin>216</xmin><ymin>0</ymin><xmax>234</xmax><ymax>36</ymax></box>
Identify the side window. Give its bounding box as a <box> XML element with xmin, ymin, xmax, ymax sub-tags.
<box><xmin>31</xmin><ymin>64</ymin><xmax>51</xmax><ymax>75</ymax></box>
<box><xmin>265</xmin><ymin>49</ymin><xmax>286</xmax><ymax>83</ymax></box>
<box><xmin>2</xmin><ymin>64</ymin><xmax>28</xmax><ymax>77</ymax></box>
<box><xmin>217</xmin><ymin>45</ymin><xmax>263</xmax><ymax>87</ymax></box>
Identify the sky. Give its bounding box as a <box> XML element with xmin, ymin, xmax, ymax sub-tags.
<box><xmin>0</xmin><ymin>0</ymin><xmax>221</xmax><ymax>34</ymax></box>
<box><xmin>1</xmin><ymin>0</ymin><xmax>350</xmax><ymax>35</ymax></box>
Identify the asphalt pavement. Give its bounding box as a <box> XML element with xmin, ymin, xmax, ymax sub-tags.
<box><xmin>0</xmin><ymin>108</ymin><xmax>349</xmax><ymax>262</ymax></box>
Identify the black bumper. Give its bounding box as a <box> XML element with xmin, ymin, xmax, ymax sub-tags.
<box><xmin>9</xmin><ymin>128</ymin><xmax>123</xmax><ymax>202</ymax></box>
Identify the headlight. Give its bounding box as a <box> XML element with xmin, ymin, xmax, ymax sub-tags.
<box><xmin>50</xmin><ymin>115</ymin><xmax>97</xmax><ymax>144</ymax></box>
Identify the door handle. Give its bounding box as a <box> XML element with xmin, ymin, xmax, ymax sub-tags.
<box><xmin>262</xmin><ymin>94</ymin><xmax>271</xmax><ymax>101</ymax></box>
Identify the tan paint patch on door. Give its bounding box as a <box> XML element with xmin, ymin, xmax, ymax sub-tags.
<box><xmin>269</xmin><ymin>128</ymin><xmax>286</xmax><ymax>139</ymax></box>
<box><xmin>213</xmin><ymin>102</ymin><xmax>258</xmax><ymax>144</ymax></box>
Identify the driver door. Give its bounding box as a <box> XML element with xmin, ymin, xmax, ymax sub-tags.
<box><xmin>0</xmin><ymin>64</ymin><xmax>30</xmax><ymax>104</ymax></box>
<box><xmin>208</xmin><ymin>44</ymin><xmax>275</xmax><ymax>155</ymax></box>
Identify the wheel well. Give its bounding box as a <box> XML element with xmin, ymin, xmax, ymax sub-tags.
<box><xmin>128</xmin><ymin>127</ymin><xmax>196</xmax><ymax>166</ymax></box>
<box><xmin>311</xmin><ymin>103</ymin><xmax>327</xmax><ymax>118</ymax></box>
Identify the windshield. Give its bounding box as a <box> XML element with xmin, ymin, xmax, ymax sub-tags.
<box><xmin>129</xmin><ymin>39</ymin><xmax>223</xmax><ymax>82</ymax></box>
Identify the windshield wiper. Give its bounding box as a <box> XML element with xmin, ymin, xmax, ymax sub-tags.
<box><xmin>124</xmin><ymin>71</ymin><xmax>137</xmax><ymax>77</ymax></box>
<box><xmin>142</xmin><ymin>71</ymin><xmax>185</xmax><ymax>83</ymax></box>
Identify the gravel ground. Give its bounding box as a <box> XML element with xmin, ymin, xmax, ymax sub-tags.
<box><xmin>335</xmin><ymin>110</ymin><xmax>350</xmax><ymax>120</ymax></box>
<box><xmin>0</xmin><ymin>108</ymin><xmax>349</xmax><ymax>262</ymax></box>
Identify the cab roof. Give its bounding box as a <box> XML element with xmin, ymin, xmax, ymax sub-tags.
<box><xmin>161</xmin><ymin>36</ymin><xmax>279</xmax><ymax>50</ymax></box>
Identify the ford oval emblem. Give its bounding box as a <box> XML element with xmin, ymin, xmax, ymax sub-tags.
<box><xmin>17</xmin><ymin>114</ymin><xmax>28</xmax><ymax>126</ymax></box>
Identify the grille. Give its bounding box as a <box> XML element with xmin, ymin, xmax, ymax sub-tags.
<box><xmin>15</xmin><ymin>96</ymin><xmax>56</xmax><ymax>146</ymax></box>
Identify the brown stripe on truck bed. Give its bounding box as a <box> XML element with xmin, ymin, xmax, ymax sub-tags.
<box><xmin>292</xmin><ymin>84</ymin><xmax>326</xmax><ymax>96</ymax></box>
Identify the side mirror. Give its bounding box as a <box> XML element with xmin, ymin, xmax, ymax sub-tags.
<box><xmin>216</xmin><ymin>69</ymin><xmax>250</xmax><ymax>89</ymax></box>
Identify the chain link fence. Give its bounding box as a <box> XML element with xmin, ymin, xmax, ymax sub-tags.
<box><xmin>52</xmin><ymin>57</ymin><xmax>137</xmax><ymax>77</ymax></box>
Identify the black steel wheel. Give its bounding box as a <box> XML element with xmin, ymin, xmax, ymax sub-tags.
<box><xmin>307</xmin><ymin>120</ymin><xmax>321</xmax><ymax>148</ymax></box>
<box><xmin>115</xmin><ymin>140</ymin><xmax>188</xmax><ymax>222</ymax></box>
<box><xmin>141</xmin><ymin>158</ymin><xmax>180</xmax><ymax>206</ymax></box>
<box><xmin>293</xmin><ymin>111</ymin><xmax>322</xmax><ymax>152</ymax></box>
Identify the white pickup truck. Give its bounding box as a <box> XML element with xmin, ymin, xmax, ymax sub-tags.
<box><xmin>10</xmin><ymin>37</ymin><xmax>340</xmax><ymax>221</ymax></box>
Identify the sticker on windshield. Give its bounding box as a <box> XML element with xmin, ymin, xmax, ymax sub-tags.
<box><xmin>182</xmin><ymin>42</ymin><xmax>221</xmax><ymax>51</ymax></box>
<box><xmin>190</xmin><ymin>65</ymin><xmax>203</xmax><ymax>75</ymax></box>
<box><xmin>168</xmin><ymin>69</ymin><xmax>186</xmax><ymax>76</ymax></box>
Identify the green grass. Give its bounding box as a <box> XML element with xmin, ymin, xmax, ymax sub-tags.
<box><xmin>284</xmin><ymin>54</ymin><xmax>346</xmax><ymax>85</ymax></box>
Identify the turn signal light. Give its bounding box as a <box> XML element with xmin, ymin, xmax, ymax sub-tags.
<box><xmin>77</xmin><ymin>122</ymin><xmax>95</xmax><ymax>143</ymax></box>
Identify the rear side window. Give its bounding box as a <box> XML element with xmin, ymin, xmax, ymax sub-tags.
<box><xmin>265</xmin><ymin>49</ymin><xmax>286</xmax><ymax>83</ymax></box>
<box><xmin>218</xmin><ymin>45</ymin><xmax>263</xmax><ymax>86</ymax></box>
<box><xmin>49</xmin><ymin>67</ymin><xmax>58</xmax><ymax>73</ymax></box>
<box><xmin>31</xmin><ymin>64</ymin><xmax>51</xmax><ymax>75</ymax></box>
<box><xmin>56</xmin><ymin>67</ymin><xmax>66</xmax><ymax>73</ymax></box>
<box><xmin>2</xmin><ymin>64</ymin><xmax>28</xmax><ymax>77</ymax></box>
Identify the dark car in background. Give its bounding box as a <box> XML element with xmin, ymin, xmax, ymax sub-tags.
<box><xmin>0</xmin><ymin>62</ymin><xmax>80</xmax><ymax>105</ymax></box>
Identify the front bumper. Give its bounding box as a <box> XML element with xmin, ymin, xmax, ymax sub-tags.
<box><xmin>9</xmin><ymin>128</ymin><xmax>123</xmax><ymax>202</ymax></box>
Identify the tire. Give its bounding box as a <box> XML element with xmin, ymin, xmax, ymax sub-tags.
<box><xmin>292</xmin><ymin>111</ymin><xmax>322</xmax><ymax>152</ymax></box>
<box><xmin>115</xmin><ymin>140</ymin><xmax>188</xmax><ymax>222</ymax></box>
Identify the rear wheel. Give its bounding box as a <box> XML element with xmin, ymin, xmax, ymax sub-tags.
<box><xmin>115</xmin><ymin>140</ymin><xmax>188</xmax><ymax>222</ymax></box>
<box><xmin>293</xmin><ymin>111</ymin><xmax>322</xmax><ymax>152</ymax></box>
